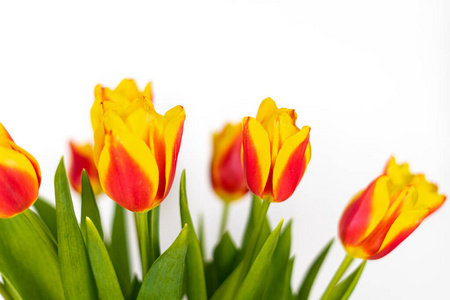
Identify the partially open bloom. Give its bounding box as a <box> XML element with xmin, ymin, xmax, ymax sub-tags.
<box><xmin>93</xmin><ymin>95</ymin><xmax>185</xmax><ymax>212</ymax></box>
<box><xmin>339</xmin><ymin>157</ymin><xmax>446</xmax><ymax>260</ymax></box>
<box><xmin>68</xmin><ymin>141</ymin><xmax>102</xmax><ymax>195</ymax></box>
<box><xmin>0</xmin><ymin>123</ymin><xmax>41</xmax><ymax>218</ymax></box>
<box><xmin>211</xmin><ymin>123</ymin><xmax>248</xmax><ymax>202</ymax></box>
<box><xmin>242</xmin><ymin>98</ymin><xmax>311</xmax><ymax>202</ymax></box>
<box><xmin>91</xmin><ymin>79</ymin><xmax>152</xmax><ymax>132</ymax></box>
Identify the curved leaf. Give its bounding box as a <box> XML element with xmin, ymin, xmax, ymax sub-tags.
<box><xmin>81</xmin><ymin>170</ymin><xmax>103</xmax><ymax>240</ymax></box>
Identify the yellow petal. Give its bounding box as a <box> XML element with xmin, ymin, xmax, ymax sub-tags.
<box><xmin>242</xmin><ymin>117</ymin><xmax>271</xmax><ymax>198</ymax></box>
<box><xmin>256</xmin><ymin>97</ymin><xmax>279</xmax><ymax>123</ymax></box>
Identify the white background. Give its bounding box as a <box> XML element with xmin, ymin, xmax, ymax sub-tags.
<box><xmin>0</xmin><ymin>1</ymin><xmax>449</xmax><ymax>299</ymax></box>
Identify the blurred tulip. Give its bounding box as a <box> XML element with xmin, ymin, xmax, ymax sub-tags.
<box><xmin>211</xmin><ymin>123</ymin><xmax>248</xmax><ymax>202</ymax></box>
<box><xmin>91</xmin><ymin>79</ymin><xmax>152</xmax><ymax>132</ymax></box>
<box><xmin>68</xmin><ymin>141</ymin><xmax>102</xmax><ymax>195</ymax></box>
<box><xmin>93</xmin><ymin>95</ymin><xmax>185</xmax><ymax>212</ymax></box>
<box><xmin>339</xmin><ymin>157</ymin><xmax>446</xmax><ymax>260</ymax></box>
<box><xmin>242</xmin><ymin>98</ymin><xmax>311</xmax><ymax>202</ymax></box>
<box><xmin>0</xmin><ymin>123</ymin><xmax>41</xmax><ymax>218</ymax></box>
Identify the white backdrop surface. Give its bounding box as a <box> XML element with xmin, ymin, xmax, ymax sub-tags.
<box><xmin>0</xmin><ymin>1</ymin><xmax>449</xmax><ymax>299</ymax></box>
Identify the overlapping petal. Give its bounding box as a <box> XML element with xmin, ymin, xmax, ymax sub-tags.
<box><xmin>68</xmin><ymin>141</ymin><xmax>102</xmax><ymax>195</ymax></box>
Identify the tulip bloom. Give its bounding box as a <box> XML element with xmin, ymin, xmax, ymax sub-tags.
<box><xmin>211</xmin><ymin>123</ymin><xmax>248</xmax><ymax>202</ymax></box>
<box><xmin>242</xmin><ymin>98</ymin><xmax>311</xmax><ymax>202</ymax></box>
<box><xmin>0</xmin><ymin>123</ymin><xmax>41</xmax><ymax>218</ymax></box>
<box><xmin>339</xmin><ymin>157</ymin><xmax>446</xmax><ymax>260</ymax></box>
<box><xmin>68</xmin><ymin>141</ymin><xmax>102</xmax><ymax>195</ymax></box>
<box><xmin>93</xmin><ymin>96</ymin><xmax>185</xmax><ymax>212</ymax></box>
<box><xmin>91</xmin><ymin>79</ymin><xmax>152</xmax><ymax>132</ymax></box>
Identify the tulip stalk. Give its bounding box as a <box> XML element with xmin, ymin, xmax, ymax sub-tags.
<box><xmin>136</xmin><ymin>212</ymin><xmax>150</xmax><ymax>277</ymax></box>
<box><xmin>218</xmin><ymin>202</ymin><xmax>230</xmax><ymax>237</ymax></box>
<box><xmin>148</xmin><ymin>206</ymin><xmax>161</xmax><ymax>264</ymax></box>
<box><xmin>320</xmin><ymin>254</ymin><xmax>354</xmax><ymax>300</ymax></box>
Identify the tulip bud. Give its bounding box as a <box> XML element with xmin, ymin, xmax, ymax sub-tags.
<box><xmin>0</xmin><ymin>123</ymin><xmax>41</xmax><ymax>218</ymax></box>
<box><xmin>339</xmin><ymin>157</ymin><xmax>446</xmax><ymax>260</ymax></box>
<box><xmin>211</xmin><ymin>123</ymin><xmax>248</xmax><ymax>202</ymax></box>
<box><xmin>93</xmin><ymin>95</ymin><xmax>185</xmax><ymax>213</ymax></box>
<box><xmin>91</xmin><ymin>79</ymin><xmax>152</xmax><ymax>132</ymax></box>
<box><xmin>242</xmin><ymin>98</ymin><xmax>311</xmax><ymax>202</ymax></box>
<box><xmin>68</xmin><ymin>141</ymin><xmax>102</xmax><ymax>195</ymax></box>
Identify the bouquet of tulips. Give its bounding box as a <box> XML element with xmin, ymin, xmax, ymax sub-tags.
<box><xmin>0</xmin><ymin>79</ymin><xmax>445</xmax><ymax>300</ymax></box>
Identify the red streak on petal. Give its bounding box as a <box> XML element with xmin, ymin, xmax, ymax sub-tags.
<box><xmin>69</xmin><ymin>144</ymin><xmax>98</xmax><ymax>193</ymax></box>
<box><xmin>103</xmin><ymin>143</ymin><xmax>153</xmax><ymax>212</ymax></box>
<box><xmin>215</xmin><ymin>132</ymin><xmax>247</xmax><ymax>196</ymax></box>
<box><xmin>339</xmin><ymin>179</ymin><xmax>377</xmax><ymax>246</ymax></box>
<box><xmin>242</xmin><ymin>120</ymin><xmax>263</xmax><ymax>198</ymax></box>
<box><xmin>161</xmin><ymin>124</ymin><xmax>184</xmax><ymax>200</ymax></box>
<box><xmin>0</xmin><ymin>166</ymin><xmax>38</xmax><ymax>218</ymax></box>
<box><xmin>273</xmin><ymin>134</ymin><xmax>309</xmax><ymax>202</ymax></box>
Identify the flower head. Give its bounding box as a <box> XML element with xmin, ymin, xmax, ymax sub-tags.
<box><xmin>242</xmin><ymin>98</ymin><xmax>311</xmax><ymax>202</ymax></box>
<box><xmin>68</xmin><ymin>141</ymin><xmax>102</xmax><ymax>195</ymax></box>
<box><xmin>211</xmin><ymin>123</ymin><xmax>248</xmax><ymax>202</ymax></box>
<box><xmin>339</xmin><ymin>157</ymin><xmax>446</xmax><ymax>260</ymax></box>
<box><xmin>93</xmin><ymin>94</ymin><xmax>185</xmax><ymax>212</ymax></box>
<box><xmin>0</xmin><ymin>123</ymin><xmax>41</xmax><ymax>218</ymax></box>
<box><xmin>91</xmin><ymin>79</ymin><xmax>152</xmax><ymax>132</ymax></box>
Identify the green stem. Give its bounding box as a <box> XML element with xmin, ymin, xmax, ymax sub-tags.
<box><xmin>232</xmin><ymin>198</ymin><xmax>270</xmax><ymax>297</ymax></box>
<box><xmin>148</xmin><ymin>206</ymin><xmax>160</xmax><ymax>266</ymax></box>
<box><xmin>320</xmin><ymin>254</ymin><xmax>354</xmax><ymax>300</ymax></box>
<box><xmin>0</xmin><ymin>283</ymin><xmax>13</xmax><ymax>300</ymax></box>
<box><xmin>136</xmin><ymin>212</ymin><xmax>150</xmax><ymax>278</ymax></box>
<box><xmin>219</xmin><ymin>202</ymin><xmax>230</xmax><ymax>237</ymax></box>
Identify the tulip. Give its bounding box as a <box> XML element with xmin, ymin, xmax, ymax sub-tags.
<box><xmin>242</xmin><ymin>97</ymin><xmax>311</xmax><ymax>202</ymax></box>
<box><xmin>68</xmin><ymin>141</ymin><xmax>102</xmax><ymax>195</ymax></box>
<box><xmin>0</xmin><ymin>123</ymin><xmax>41</xmax><ymax>218</ymax></box>
<box><xmin>211</xmin><ymin>123</ymin><xmax>248</xmax><ymax>202</ymax></box>
<box><xmin>91</xmin><ymin>79</ymin><xmax>152</xmax><ymax>132</ymax></box>
<box><xmin>339</xmin><ymin>157</ymin><xmax>446</xmax><ymax>260</ymax></box>
<box><xmin>93</xmin><ymin>95</ymin><xmax>185</xmax><ymax>213</ymax></box>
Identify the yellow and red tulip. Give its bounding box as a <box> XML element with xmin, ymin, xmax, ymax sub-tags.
<box><xmin>91</xmin><ymin>79</ymin><xmax>152</xmax><ymax>132</ymax></box>
<box><xmin>242</xmin><ymin>98</ymin><xmax>311</xmax><ymax>202</ymax></box>
<box><xmin>68</xmin><ymin>141</ymin><xmax>102</xmax><ymax>195</ymax></box>
<box><xmin>339</xmin><ymin>157</ymin><xmax>446</xmax><ymax>260</ymax></box>
<box><xmin>211</xmin><ymin>123</ymin><xmax>248</xmax><ymax>202</ymax></box>
<box><xmin>0</xmin><ymin>123</ymin><xmax>41</xmax><ymax>218</ymax></box>
<box><xmin>93</xmin><ymin>95</ymin><xmax>185</xmax><ymax>213</ymax></box>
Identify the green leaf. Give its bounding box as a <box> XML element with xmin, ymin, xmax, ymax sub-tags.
<box><xmin>235</xmin><ymin>219</ymin><xmax>284</xmax><ymax>300</ymax></box>
<box><xmin>328</xmin><ymin>261</ymin><xmax>366</xmax><ymax>300</ymax></box>
<box><xmin>210</xmin><ymin>261</ymin><xmax>244</xmax><ymax>300</ymax></box>
<box><xmin>55</xmin><ymin>158</ymin><xmax>97</xmax><ymax>300</ymax></box>
<box><xmin>213</xmin><ymin>231</ymin><xmax>239</xmax><ymax>284</ymax></box>
<box><xmin>129</xmin><ymin>276</ymin><xmax>142</xmax><ymax>300</ymax></box>
<box><xmin>80</xmin><ymin>170</ymin><xmax>103</xmax><ymax>240</ymax></box>
<box><xmin>282</xmin><ymin>257</ymin><xmax>296</xmax><ymax>300</ymax></box>
<box><xmin>0</xmin><ymin>212</ymin><xmax>64</xmax><ymax>300</ymax></box>
<box><xmin>204</xmin><ymin>261</ymin><xmax>219</xmax><ymax>298</ymax></box>
<box><xmin>297</xmin><ymin>239</ymin><xmax>334</xmax><ymax>300</ymax></box>
<box><xmin>262</xmin><ymin>220</ymin><xmax>292</xmax><ymax>300</ymax></box>
<box><xmin>179</xmin><ymin>170</ymin><xmax>207</xmax><ymax>300</ymax></box>
<box><xmin>86</xmin><ymin>218</ymin><xmax>124</xmax><ymax>300</ymax></box>
<box><xmin>33</xmin><ymin>197</ymin><xmax>57</xmax><ymax>240</ymax></box>
<box><xmin>137</xmin><ymin>225</ymin><xmax>189</xmax><ymax>300</ymax></box>
<box><xmin>1</xmin><ymin>276</ymin><xmax>22</xmax><ymax>300</ymax></box>
<box><xmin>198</xmin><ymin>214</ymin><xmax>205</xmax><ymax>259</ymax></box>
<box><xmin>109</xmin><ymin>203</ymin><xmax>132</xmax><ymax>299</ymax></box>
<box><xmin>148</xmin><ymin>205</ymin><xmax>160</xmax><ymax>266</ymax></box>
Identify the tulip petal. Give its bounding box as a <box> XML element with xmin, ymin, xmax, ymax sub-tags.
<box><xmin>242</xmin><ymin>117</ymin><xmax>271</xmax><ymax>198</ymax></box>
<box><xmin>370</xmin><ymin>209</ymin><xmax>429</xmax><ymax>259</ymax></box>
<box><xmin>98</xmin><ymin>113</ymin><xmax>159</xmax><ymax>212</ymax></box>
<box><xmin>162</xmin><ymin>106</ymin><xmax>186</xmax><ymax>200</ymax></box>
<box><xmin>272</xmin><ymin>126</ymin><xmax>310</xmax><ymax>202</ymax></box>
<box><xmin>256</xmin><ymin>98</ymin><xmax>279</xmax><ymax>123</ymax></box>
<box><xmin>339</xmin><ymin>176</ymin><xmax>390</xmax><ymax>246</ymax></box>
<box><xmin>114</xmin><ymin>79</ymin><xmax>141</xmax><ymax>99</ymax></box>
<box><xmin>0</xmin><ymin>147</ymin><xmax>39</xmax><ymax>218</ymax></box>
